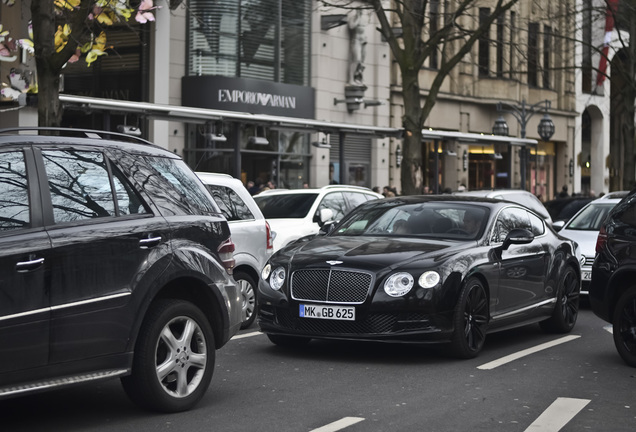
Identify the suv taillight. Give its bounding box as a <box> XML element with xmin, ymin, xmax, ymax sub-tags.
<box><xmin>266</xmin><ymin>221</ymin><xmax>273</xmax><ymax>251</ymax></box>
<box><xmin>218</xmin><ymin>238</ymin><xmax>236</xmax><ymax>275</ymax></box>
<box><xmin>595</xmin><ymin>225</ymin><xmax>608</xmax><ymax>254</ymax></box>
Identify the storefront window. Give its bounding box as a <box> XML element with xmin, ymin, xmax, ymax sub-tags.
<box><xmin>188</xmin><ymin>0</ymin><xmax>311</xmax><ymax>86</ymax></box>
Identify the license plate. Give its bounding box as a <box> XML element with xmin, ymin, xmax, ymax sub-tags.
<box><xmin>582</xmin><ymin>271</ymin><xmax>591</xmax><ymax>280</ymax></box>
<box><xmin>299</xmin><ymin>304</ymin><xmax>355</xmax><ymax>321</ymax></box>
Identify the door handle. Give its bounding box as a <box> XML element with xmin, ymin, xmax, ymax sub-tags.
<box><xmin>139</xmin><ymin>236</ymin><xmax>162</xmax><ymax>249</ymax></box>
<box><xmin>16</xmin><ymin>257</ymin><xmax>45</xmax><ymax>272</ymax></box>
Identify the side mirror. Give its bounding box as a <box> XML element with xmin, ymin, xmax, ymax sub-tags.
<box><xmin>502</xmin><ymin>228</ymin><xmax>534</xmax><ymax>250</ymax></box>
<box><xmin>318</xmin><ymin>208</ymin><xmax>334</xmax><ymax>225</ymax></box>
<box><xmin>319</xmin><ymin>221</ymin><xmax>337</xmax><ymax>235</ymax></box>
<box><xmin>551</xmin><ymin>220</ymin><xmax>565</xmax><ymax>231</ymax></box>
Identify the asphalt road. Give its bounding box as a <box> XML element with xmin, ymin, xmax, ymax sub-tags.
<box><xmin>2</xmin><ymin>307</ymin><xmax>635</xmax><ymax>432</ymax></box>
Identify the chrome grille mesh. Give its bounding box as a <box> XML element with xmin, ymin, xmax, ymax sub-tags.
<box><xmin>291</xmin><ymin>269</ymin><xmax>372</xmax><ymax>304</ymax></box>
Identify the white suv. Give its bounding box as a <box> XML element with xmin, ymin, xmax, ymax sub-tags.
<box><xmin>253</xmin><ymin>185</ymin><xmax>383</xmax><ymax>251</ymax></box>
<box><xmin>197</xmin><ymin>173</ymin><xmax>273</xmax><ymax>328</ymax></box>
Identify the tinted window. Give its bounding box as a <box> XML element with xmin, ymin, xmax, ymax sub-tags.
<box><xmin>206</xmin><ymin>184</ymin><xmax>254</xmax><ymax>221</ymax></box>
<box><xmin>528</xmin><ymin>211</ymin><xmax>545</xmax><ymax>235</ymax></box>
<box><xmin>145</xmin><ymin>157</ymin><xmax>218</xmax><ymax>214</ymax></box>
<box><xmin>491</xmin><ymin>207</ymin><xmax>531</xmax><ymax>243</ymax></box>
<box><xmin>0</xmin><ymin>151</ymin><xmax>29</xmax><ymax>230</ymax></box>
<box><xmin>319</xmin><ymin>192</ymin><xmax>347</xmax><ymax>220</ymax></box>
<box><xmin>110</xmin><ymin>163</ymin><xmax>150</xmax><ymax>216</ymax></box>
<box><xmin>42</xmin><ymin>150</ymin><xmax>115</xmax><ymax>223</ymax></box>
<box><xmin>254</xmin><ymin>193</ymin><xmax>318</xmax><ymax>218</ymax></box>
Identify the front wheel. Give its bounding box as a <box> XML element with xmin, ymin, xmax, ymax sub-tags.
<box><xmin>613</xmin><ymin>287</ymin><xmax>636</xmax><ymax>367</ymax></box>
<box><xmin>450</xmin><ymin>278</ymin><xmax>488</xmax><ymax>359</ymax></box>
<box><xmin>121</xmin><ymin>299</ymin><xmax>215</xmax><ymax>412</ymax></box>
<box><xmin>540</xmin><ymin>266</ymin><xmax>580</xmax><ymax>333</ymax></box>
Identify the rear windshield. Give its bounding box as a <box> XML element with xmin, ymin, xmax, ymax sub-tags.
<box><xmin>254</xmin><ymin>193</ymin><xmax>318</xmax><ymax>218</ymax></box>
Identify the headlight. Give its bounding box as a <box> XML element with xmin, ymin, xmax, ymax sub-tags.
<box><xmin>261</xmin><ymin>263</ymin><xmax>272</xmax><ymax>280</ymax></box>
<box><xmin>269</xmin><ymin>266</ymin><xmax>286</xmax><ymax>290</ymax></box>
<box><xmin>418</xmin><ymin>271</ymin><xmax>440</xmax><ymax>288</ymax></box>
<box><xmin>384</xmin><ymin>272</ymin><xmax>414</xmax><ymax>297</ymax></box>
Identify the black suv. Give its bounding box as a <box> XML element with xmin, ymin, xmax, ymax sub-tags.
<box><xmin>0</xmin><ymin>128</ymin><xmax>241</xmax><ymax>412</ymax></box>
<box><xmin>589</xmin><ymin>188</ymin><xmax>636</xmax><ymax>367</ymax></box>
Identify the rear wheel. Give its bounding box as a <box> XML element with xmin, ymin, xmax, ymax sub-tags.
<box><xmin>612</xmin><ymin>287</ymin><xmax>636</xmax><ymax>367</ymax></box>
<box><xmin>235</xmin><ymin>271</ymin><xmax>257</xmax><ymax>329</ymax></box>
<box><xmin>450</xmin><ymin>278</ymin><xmax>488</xmax><ymax>359</ymax></box>
<box><xmin>267</xmin><ymin>334</ymin><xmax>311</xmax><ymax>347</ymax></box>
<box><xmin>540</xmin><ymin>266</ymin><xmax>580</xmax><ymax>333</ymax></box>
<box><xmin>121</xmin><ymin>299</ymin><xmax>215</xmax><ymax>412</ymax></box>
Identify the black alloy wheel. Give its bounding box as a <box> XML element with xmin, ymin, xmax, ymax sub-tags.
<box><xmin>450</xmin><ymin>278</ymin><xmax>488</xmax><ymax>359</ymax></box>
<box><xmin>613</xmin><ymin>287</ymin><xmax>636</xmax><ymax>367</ymax></box>
<box><xmin>540</xmin><ymin>266</ymin><xmax>580</xmax><ymax>333</ymax></box>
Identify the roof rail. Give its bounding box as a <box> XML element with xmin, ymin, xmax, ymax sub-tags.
<box><xmin>0</xmin><ymin>127</ymin><xmax>154</xmax><ymax>145</ymax></box>
<box><xmin>320</xmin><ymin>184</ymin><xmax>373</xmax><ymax>191</ymax></box>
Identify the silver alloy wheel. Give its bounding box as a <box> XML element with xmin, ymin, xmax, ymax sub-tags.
<box><xmin>239</xmin><ymin>278</ymin><xmax>256</xmax><ymax>323</ymax></box>
<box><xmin>155</xmin><ymin>315</ymin><xmax>208</xmax><ymax>398</ymax></box>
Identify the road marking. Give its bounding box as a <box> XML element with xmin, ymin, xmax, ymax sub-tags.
<box><xmin>524</xmin><ymin>397</ymin><xmax>590</xmax><ymax>431</ymax></box>
<box><xmin>232</xmin><ymin>331</ymin><xmax>263</xmax><ymax>340</ymax></box>
<box><xmin>603</xmin><ymin>325</ymin><xmax>613</xmax><ymax>334</ymax></box>
<box><xmin>310</xmin><ymin>417</ymin><xmax>365</xmax><ymax>432</ymax></box>
<box><xmin>477</xmin><ymin>335</ymin><xmax>581</xmax><ymax>370</ymax></box>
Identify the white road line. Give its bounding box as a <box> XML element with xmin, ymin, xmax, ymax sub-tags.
<box><xmin>310</xmin><ymin>417</ymin><xmax>365</xmax><ymax>432</ymax></box>
<box><xmin>603</xmin><ymin>325</ymin><xmax>613</xmax><ymax>334</ymax></box>
<box><xmin>524</xmin><ymin>397</ymin><xmax>590</xmax><ymax>431</ymax></box>
<box><xmin>477</xmin><ymin>335</ymin><xmax>581</xmax><ymax>370</ymax></box>
<box><xmin>231</xmin><ymin>331</ymin><xmax>263</xmax><ymax>340</ymax></box>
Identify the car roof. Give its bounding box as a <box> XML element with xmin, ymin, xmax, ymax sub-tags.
<box><xmin>254</xmin><ymin>185</ymin><xmax>383</xmax><ymax>198</ymax></box>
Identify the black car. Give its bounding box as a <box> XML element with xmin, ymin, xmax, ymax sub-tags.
<box><xmin>258</xmin><ymin>196</ymin><xmax>581</xmax><ymax>358</ymax></box>
<box><xmin>0</xmin><ymin>128</ymin><xmax>242</xmax><ymax>412</ymax></box>
<box><xmin>589</xmin><ymin>189</ymin><xmax>636</xmax><ymax>367</ymax></box>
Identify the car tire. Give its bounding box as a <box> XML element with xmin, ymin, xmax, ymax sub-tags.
<box><xmin>612</xmin><ymin>287</ymin><xmax>636</xmax><ymax>367</ymax></box>
<box><xmin>540</xmin><ymin>266</ymin><xmax>580</xmax><ymax>333</ymax></box>
<box><xmin>235</xmin><ymin>271</ymin><xmax>257</xmax><ymax>329</ymax></box>
<box><xmin>266</xmin><ymin>334</ymin><xmax>311</xmax><ymax>347</ymax></box>
<box><xmin>450</xmin><ymin>278</ymin><xmax>488</xmax><ymax>359</ymax></box>
<box><xmin>121</xmin><ymin>299</ymin><xmax>215</xmax><ymax>412</ymax></box>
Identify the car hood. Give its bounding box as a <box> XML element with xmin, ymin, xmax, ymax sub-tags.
<box><xmin>278</xmin><ymin>235</ymin><xmax>470</xmax><ymax>272</ymax></box>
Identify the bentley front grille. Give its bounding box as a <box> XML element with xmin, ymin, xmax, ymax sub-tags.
<box><xmin>291</xmin><ymin>269</ymin><xmax>373</xmax><ymax>304</ymax></box>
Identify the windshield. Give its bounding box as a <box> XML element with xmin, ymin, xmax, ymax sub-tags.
<box><xmin>254</xmin><ymin>193</ymin><xmax>318</xmax><ymax>219</ymax></box>
<box><xmin>565</xmin><ymin>203</ymin><xmax>616</xmax><ymax>230</ymax></box>
<box><xmin>333</xmin><ymin>202</ymin><xmax>489</xmax><ymax>240</ymax></box>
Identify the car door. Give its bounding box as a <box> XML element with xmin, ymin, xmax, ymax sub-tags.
<box><xmin>0</xmin><ymin>148</ymin><xmax>51</xmax><ymax>374</ymax></box>
<box><xmin>491</xmin><ymin>207</ymin><xmax>550</xmax><ymax>316</ymax></box>
<box><xmin>37</xmin><ymin>147</ymin><xmax>170</xmax><ymax>364</ymax></box>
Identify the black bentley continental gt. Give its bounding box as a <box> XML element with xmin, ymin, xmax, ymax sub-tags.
<box><xmin>257</xmin><ymin>196</ymin><xmax>581</xmax><ymax>358</ymax></box>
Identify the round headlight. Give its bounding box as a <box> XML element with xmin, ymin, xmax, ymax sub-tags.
<box><xmin>261</xmin><ymin>263</ymin><xmax>272</xmax><ymax>280</ymax></box>
<box><xmin>384</xmin><ymin>272</ymin><xmax>414</xmax><ymax>297</ymax></box>
<box><xmin>269</xmin><ymin>266</ymin><xmax>286</xmax><ymax>291</ymax></box>
<box><xmin>418</xmin><ymin>271</ymin><xmax>440</xmax><ymax>288</ymax></box>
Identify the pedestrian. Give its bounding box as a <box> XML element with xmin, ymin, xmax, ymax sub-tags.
<box><xmin>558</xmin><ymin>185</ymin><xmax>569</xmax><ymax>198</ymax></box>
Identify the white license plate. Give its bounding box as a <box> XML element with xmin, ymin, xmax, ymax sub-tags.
<box><xmin>299</xmin><ymin>304</ymin><xmax>355</xmax><ymax>321</ymax></box>
<box><xmin>582</xmin><ymin>271</ymin><xmax>591</xmax><ymax>280</ymax></box>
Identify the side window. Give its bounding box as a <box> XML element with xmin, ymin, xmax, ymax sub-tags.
<box><xmin>110</xmin><ymin>163</ymin><xmax>150</xmax><ymax>216</ymax></box>
<box><xmin>42</xmin><ymin>150</ymin><xmax>115</xmax><ymax>223</ymax></box>
<box><xmin>344</xmin><ymin>192</ymin><xmax>369</xmax><ymax>210</ymax></box>
<box><xmin>319</xmin><ymin>192</ymin><xmax>347</xmax><ymax>221</ymax></box>
<box><xmin>528</xmin><ymin>211</ymin><xmax>545</xmax><ymax>236</ymax></box>
<box><xmin>0</xmin><ymin>151</ymin><xmax>30</xmax><ymax>231</ymax></box>
<box><xmin>205</xmin><ymin>184</ymin><xmax>254</xmax><ymax>222</ymax></box>
<box><xmin>145</xmin><ymin>157</ymin><xmax>218</xmax><ymax>215</ymax></box>
<box><xmin>491</xmin><ymin>207</ymin><xmax>531</xmax><ymax>243</ymax></box>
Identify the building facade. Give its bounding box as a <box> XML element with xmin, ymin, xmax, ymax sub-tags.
<box><xmin>0</xmin><ymin>1</ymin><xmax>614</xmax><ymax>199</ymax></box>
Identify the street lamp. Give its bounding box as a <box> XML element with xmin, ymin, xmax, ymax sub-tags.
<box><xmin>492</xmin><ymin>99</ymin><xmax>554</xmax><ymax>191</ymax></box>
